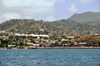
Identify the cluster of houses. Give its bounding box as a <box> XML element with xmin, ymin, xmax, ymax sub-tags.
<box><xmin>0</xmin><ymin>31</ymin><xmax>100</xmax><ymax>48</ymax></box>
<box><xmin>14</xmin><ymin>33</ymin><xmax>89</xmax><ymax>48</ymax></box>
<box><xmin>15</xmin><ymin>33</ymin><xmax>49</xmax><ymax>39</ymax></box>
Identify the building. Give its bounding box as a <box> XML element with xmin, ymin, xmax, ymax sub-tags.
<box><xmin>79</xmin><ymin>42</ymin><xmax>86</xmax><ymax>47</ymax></box>
<box><xmin>14</xmin><ymin>33</ymin><xmax>49</xmax><ymax>39</ymax></box>
<box><xmin>67</xmin><ymin>36</ymin><xmax>74</xmax><ymax>40</ymax></box>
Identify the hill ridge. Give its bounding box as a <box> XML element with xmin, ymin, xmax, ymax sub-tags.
<box><xmin>68</xmin><ymin>12</ymin><xmax>100</xmax><ymax>23</ymax></box>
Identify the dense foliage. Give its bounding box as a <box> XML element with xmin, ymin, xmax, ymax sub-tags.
<box><xmin>68</xmin><ymin>12</ymin><xmax>100</xmax><ymax>23</ymax></box>
<box><xmin>75</xmin><ymin>35</ymin><xmax>100</xmax><ymax>46</ymax></box>
<box><xmin>0</xmin><ymin>19</ymin><xmax>100</xmax><ymax>35</ymax></box>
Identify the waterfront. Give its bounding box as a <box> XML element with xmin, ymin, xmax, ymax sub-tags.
<box><xmin>0</xmin><ymin>49</ymin><xmax>100</xmax><ymax>66</ymax></box>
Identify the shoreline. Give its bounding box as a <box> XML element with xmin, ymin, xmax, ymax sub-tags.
<box><xmin>37</xmin><ymin>47</ymin><xmax>100</xmax><ymax>49</ymax></box>
<box><xmin>1</xmin><ymin>47</ymin><xmax>100</xmax><ymax>49</ymax></box>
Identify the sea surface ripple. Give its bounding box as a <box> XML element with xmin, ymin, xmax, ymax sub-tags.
<box><xmin>0</xmin><ymin>49</ymin><xmax>100</xmax><ymax>66</ymax></box>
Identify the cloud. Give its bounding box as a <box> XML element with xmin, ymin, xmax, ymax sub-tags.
<box><xmin>80</xmin><ymin>0</ymin><xmax>91</xmax><ymax>4</ymax></box>
<box><xmin>0</xmin><ymin>0</ymin><xmax>57</xmax><ymax>23</ymax></box>
<box><xmin>68</xmin><ymin>4</ymin><xmax>78</xmax><ymax>13</ymax></box>
<box><xmin>45</xmin><ymin>16</ymin><xmax>56</xmax><ymax>21</ymax></box>
<box><xmin>57</xmin><ymin>0</ymin><xmax>65</xmax><ymax>3</ymax></box>
<box><xmin>0</xmin><ymin>13</ymin><xmax>21</xmax><ymax>22</ymax></box>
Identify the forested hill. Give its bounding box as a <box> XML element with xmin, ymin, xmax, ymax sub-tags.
<box><xmin>0</xmin><ymin>19</ymin><xmax>100</xmax><ymax>36</ymax></box>
<box><xmin>68</xmin><ymin>12</ymin><xmax>100</xmax><ymax>23</ymax></box>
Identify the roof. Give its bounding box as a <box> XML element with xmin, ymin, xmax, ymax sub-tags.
<box><xmin>8</xmin><ymin>45</ymin><xmax>16</xmax><ymax>47</ymax></box>
<box><xmin>79</xmin><ymin>42</ymin><xmax>86</xmax><ymax>44</ymax></box>
<box><xmin>27</xmin><ymin>43</ymin><xmax>33</xmax><ymax>45</ymax></box>
<box><xmin>67</xmin><ymin>36</ymin><xmax>74</xmax><ymax>39</ymax></box>
<box><xmin>35</xmin><ymin>41</ymin><xmax>39</xmax><ymax>43</ymax></box>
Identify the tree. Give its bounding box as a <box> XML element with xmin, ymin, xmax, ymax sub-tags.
<box><xmin>19</xmin><ymin>42</ymin><xmax>24</xmax><ymax>48</ymax></box>
<box><xmin>55</xmin><ymin>41</ymin><xmax>59</xmax><ymax>45</ymax></box>
<box><xmin>71</xmin><ymin>39</ymin><xmax>75</xmax><ymax>43</ymax></box>
<box><xmin>0</xmin><ymin>40</ymin><xmax>1</xmax><ymax>45</ymax></box>
<box><xmin>86</xmin><ymin>40</ymin><xmax>93</xmax><ymax>47</ymax></box>
<box><xmin>15</xmin><ymin>42</ymin><xmax>20</xmax><ymax>46</ymax></box>
<box><xmin>62</xmin><ymin>41</ymin><xmax>67</xmax><ymax>46</ymax></box>
<box><xmin>9</xmin><ymin>35</ymin><xmax>13</xmax><ymax>39</ymax></box>
<box><xmin>30</xmin><ymin>39</ymin><xmax>35</xmax><ymax>43</ymax></box>
<box><xmin>61</xmin><ymin>35</ymin><xmax>66</xmax><ymax>39</ymax></box>
<box><xmin>2</xmin><ymin>39</ymin><xmax>9</xmax><ymax>48</ymax></box>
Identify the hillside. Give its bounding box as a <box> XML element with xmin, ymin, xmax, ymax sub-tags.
<box><xmin>68</xmin><ymin>12</ymin><xmax>100</xmax><ymax>23</ymax></box>
<box><xmin>0</xmin><ymin>19</ymin><xmax>100</xmax><ymax>36</ymax></box>
<box><xmin>0</xmin><ymin>19</ymin><xmax>60</xmax><ymax>34</ymax></box>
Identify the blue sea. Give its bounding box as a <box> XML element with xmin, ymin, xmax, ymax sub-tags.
<box><xmin>0</xmin><ymin>49</ymin><xmax>100</xmax><ymax>66</ymax></box>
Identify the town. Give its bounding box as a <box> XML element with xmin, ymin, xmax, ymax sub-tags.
<box><xmin>0</xmin><ymin>30</ymin><xmax>100</xmax><ymax>49</ymax></box>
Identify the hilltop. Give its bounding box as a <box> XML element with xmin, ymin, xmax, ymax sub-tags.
<box><xmin>68</xmin><ymin>12</ymin><xmax>100</xmax><ymax>23</ymax></box>
<box><xmin>0</xmin><ymin>19</ymin><xmax>100</xmax><ymax>36</ymax></box>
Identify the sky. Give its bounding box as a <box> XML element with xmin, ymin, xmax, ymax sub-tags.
<box><xmin>0</xmin><ymin>0</ymin><xmax>100</xmax><ymax>23</ymax></box>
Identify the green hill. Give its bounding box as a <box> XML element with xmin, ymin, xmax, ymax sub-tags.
<box><xmin>68</xmin><ymin>12</ymin><xmax>100</xmax><ymax>23</ymax></box>
<box><xmin>0</xmin><ymin>19</ymin><xmax>100</xmax><ymax>36</ymax></box>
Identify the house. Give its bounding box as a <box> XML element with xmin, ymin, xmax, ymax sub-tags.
<box><xmin>79</xmin><ymin>42</ymin><xmax>86</xmax><ymax>47</ymax></box>
<box><xmin>29</xmin><ymin>34</ymin><xmax>39</xmax><ymax>39</ymax></box>
<box><xmin>94</xmin><ymin>33</ymin><xmax>99</xmax><ymax>36</ymax></box>
<box><xmin>34</xmin><ymin>44</ymin><xmax>39</xmax><ymax>47</ymax></box>
<box><xmin>8</xmin><ymin>45</ymin><xmax>16</xmax><ymax>47</ymax></box>
<box><xmin>92</xmin><ymin>44</ymin><xmax>99</xmax><ymax>47</ymax></box>
<box><xmin>14</xmin><ymin>33</ymin><xmax>49</xmax><ymax>39</ymax></box>
<box><xmin>1</xmin><ymin>36</ymin><xmax>9</xmax><ymax>39</ymax></box>
<box><xmin>61</xmin><ymin>39</ymin><xmax>70</xmax><ymax>42</ymax></box>
<box><xmin>14</xmin><ymin>33</ymin><xmax>28</xmax><ymax>37</ymax></box>
<box><xmin>74</xmin><ymin>42</ymin><xmax>78</xmax><ymax>46</ymax></box>
<box><xmin>67</xmin><ymin>36</ymin><xmax>74</xmax><ymax>40</ymax></box>
<box><xmin>44</xmin><ymin>44</ymin><xmax>49</xmax><ymax>47</ymax></box>
<box><xmin>39</xmin><ymin>29</ymin><xmax>44</xmax><ymax>32</ymax></box>
<box><xmin>27</xmin><ymin>43</ymin><xmax>34</xmax><ymax>46</ymax></box>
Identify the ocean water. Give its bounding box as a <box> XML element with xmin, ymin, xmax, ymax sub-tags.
<box><xmin>0</xmin><ymin>49</ymin><xmax>100</xmax><ymax>66</ymax></box>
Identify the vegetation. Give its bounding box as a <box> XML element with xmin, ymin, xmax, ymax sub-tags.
<box><xmin>0</xmin><ymin>12</ymin><xmax>100</xmax><ymax>36</ymax></box>
<box><xmin>75</xmin><ymin>35</ymin><xmax>100</xmax><ymax>46</ymax></box>
<box><xmin>0</xmin><ymin>19</ymin><xmax>100</xmax><ymax>36</ymax></box>
<box><xmin>0</xmin><ymin>12</ymin><xmax>100</xmax><ymax>48</ymax></box>
<box><xmin>0</xmin><ymin>34</ymin><xmax>100</xmax><ymax>48</ymax></box>
<box><xmin>68</xmin><ymin>12</ymin><xmax>100</xmax><ymax>23</ymax></box>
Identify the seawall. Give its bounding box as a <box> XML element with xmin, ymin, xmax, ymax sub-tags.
<box><xmin>6</xmin><ymin>47</ymin><xmax>100</xmax><ymax>49</ymax></box>
<box><xmin>37</xmin><ymin>47</ymin><xmax>100</xmax><ymax>49</ymax></box>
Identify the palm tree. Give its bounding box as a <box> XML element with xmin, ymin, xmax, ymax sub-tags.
<box><xmin>2</xmin><ymin>39</ymin><xmax>9</xmax><ymax>48</ymax></box>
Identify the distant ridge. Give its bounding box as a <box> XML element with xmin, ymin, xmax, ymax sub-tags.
<box><xmin>68</xmin><ymin>12</ymin><xmax>100</xmax><ymax>23</ymax></box>
<box><xmin>0</xmin><ymin>12</ymin><xmax>100</xmax><ymax>35</ymax></box>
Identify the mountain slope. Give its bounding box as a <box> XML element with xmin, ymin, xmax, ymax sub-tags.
<box><xmin>0</xmin><ymin>19</ymin><xmax>100</xmax><ymax>36</ymax></box>
<box><xmin>68</xmin><ymin>12</ymin><xmax>100</xmax><ymax>23</ymax></box>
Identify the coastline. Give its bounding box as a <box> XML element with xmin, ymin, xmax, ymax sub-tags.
<box><xmin>1</xmin><ymin>47</ymin><xmax>100</xmax><ymax>49</ymax></box>
<box><xmin>36</xmin><ymin>47</ymin><xmax>100</xmax><ymax>49</ymax></box>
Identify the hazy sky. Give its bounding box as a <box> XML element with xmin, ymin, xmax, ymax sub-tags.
<box><xmin>0</xmin><ymin>0</ymin><xmax>100</xmax><ymax>23</ymax></box>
